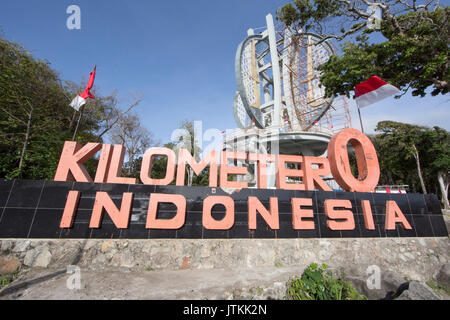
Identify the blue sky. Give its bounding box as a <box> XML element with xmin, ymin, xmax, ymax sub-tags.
<box><xmin>1</xmin><ymin>1</ymin><xmax>448</xmax><ymax>147</ymax></box>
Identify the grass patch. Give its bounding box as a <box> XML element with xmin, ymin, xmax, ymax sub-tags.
<box><xmin>0</xmin><ymin>270</ymin><xmax>20</xmax><ymax>290</ymax></box>
<box><xmin>286</xmin><ymin>263</ymin><xmax>367</xmax><ymax>300</ymax></box>
<box><xmin>426</xmin><ymin>280</ymin><xmax>450</xmax><ymax>296</ymax></box>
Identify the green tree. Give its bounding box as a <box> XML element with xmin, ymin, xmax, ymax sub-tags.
<box><xmin>0</xmin><ymin>36</ymin><xmax>143</xmax><ymax>180</ymax></box>
<box><xmin>375</xmin><ymin>121</ymin><xmax>429</xmax><ymax>194</ymax></box>
<box><xmin>369</xmin><ymin>133</ymin><xmax>416</xmax><ymax>188</ymax></box>
<box><xmin>421</xmin><ymin>126</ymin><xmax>450</xmax><ymax>209</ymax></box>
<box><xmin>277</xmin><ymin>1</ymin><xmax>449</xmax><ymax>98</ymax></box>
<box><xmin>373</xmin><ymin>121</ymin><xmax>449</xmax><ymax>208</ymax></box>
<box><xmin>127</xmin><ymin>142</ymin><xmax>175</xmax><ymax>182</ymax></box>
<box><xmin>0</xmin><ymin>37</ymin><xmax>74</xmax><ymax>179</ymax></box>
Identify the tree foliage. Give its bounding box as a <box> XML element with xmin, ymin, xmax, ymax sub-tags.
<box><xmin>0</xmin><ymin>36</ymin><xmax>143</xmax><ymax>180</ymax></box>
<box><xmin>0</xmin><ymin>37</ymin><xmax>76</xmax><ymax>179</ymax></box>
<box><xmin>277</xmin><ymin>1</ymin><xmax>449</xmax><ymax>98</ymax></box>
<box><xmin>371</xmin><ymin>120</ymin><xmax>449</xmax><ymax>207</ymax></box>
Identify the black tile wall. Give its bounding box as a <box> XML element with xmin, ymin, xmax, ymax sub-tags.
<box><xmin>0</xmin><ymin>179</ymin><xmax>447</xmax><ymax>239</ymax></box>
<box><xmin>407</xmin><ymin>193</ymin><xmax>428</xmax><ymax>214</ymax></box>
<box><xmin>177</xmin><ymin>213</ymin><xmax>202</xmax><ymax>239</ymax></box>
<box><xmin>38</xmin><ymin>181</ymin><xmax>73</xmax><ymax>209</ymax></box>
<box><xmin>90</xmin><ymin>222</ymin><xmax>121</xmax><ymax>239</ymax></box>
<box><xmin>0</xmin><ymin>208</ymin><xmax>35</xmax><ymax>238</ymax></box>
<box><xmin>148</xmin><ymin>228</ymin><xmax>177</xmax><ymax>239</ymax></box>
<box><xmin>119</xmin><ymin>223</ymin><xmax>149</xmax><ymax>239</ymax></box>
<box><xmin>424</xmin><ymin>194</ymin><xmax>442</xmax><ymax>215</ymax></box>
<box><xmin>411</xmin><ymin>215</ymin><xmax>433</xmax><ymax>237</ymax></box>
<box><xmin>229</xmin><ymin>213</ymin><xmax>250</xmax><ymax>238</ymax></box>
<box><xmin>0</xmin><ymin>179</ymin><xmax>14</xmax><ymax>208</ymax></box>
<box><xmin>429</xmin><ymin>215</ymin><xmax>449</xmax><ymax>237</ymax></box>
<box><xmin>59</xmin><ymin>222</ymin><xmax>91</xmax><ymax>239</ymax></box>
<box><xmin>340</xmin><ymin>213</ymin><xmax>362</xmax><ymax>238</ymax></box>
<box><xmin>317</xmin><ymin>214</ymin><xmax>342</xmax><ymax>238</ymax></box>
<box><xmin>278</xmin><ymin>213</ymin><xmax>300</xmax><ymax>238</ymax></box>
<box><xmin>358</xmin><ymin>218</ymin><xmax>382</xmax><ymax>238</ymax></box>
<box><xmin>202</xmin><ymin>227</ymin><xmax>229</xmax><ymax>239</ymax></box>
<box><xmin>7</xmin><ymin>180</ymin><xmax>44</xmax><ymax>208</ymax></box>
<box><xmin>28</xmin><ymin>208</ymin><xmax>64</xmax><ymax>239</ymax></box>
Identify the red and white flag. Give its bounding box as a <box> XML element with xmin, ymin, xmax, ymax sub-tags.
<box><xmin>70</xmin><ymin>65</ymin><xmax>97</xmax><ymax>111</ymax></box>
<box><xmin>354</xmin><ymin>76</ymin><xmax>399</xmax><ymax>108</ymax></box>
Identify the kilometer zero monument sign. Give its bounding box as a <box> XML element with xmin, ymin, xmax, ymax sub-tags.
<box><xmin>0</xmin><ymin>126</ymin><xmax>447</xmax><ymax>240</ymax></box>
<box><xmin>0</xmin><ymin>15</ymin><xmax>447</xmax><ymax>240</ymax></box>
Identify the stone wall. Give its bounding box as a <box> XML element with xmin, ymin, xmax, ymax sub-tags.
<box><xmin>1</xmin><ymin>237</ymin><xmax>449</xmax><ymax>283</ymax></box>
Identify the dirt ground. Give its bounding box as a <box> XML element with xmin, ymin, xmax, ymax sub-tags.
<box><xmin>0</xmin><ymin>265</ymin><xmax>302</xmax><ymax>300</ymax></box>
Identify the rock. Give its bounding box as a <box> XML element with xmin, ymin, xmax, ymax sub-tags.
<box><xmin>0</xmin><ymin>257</ymin><xmax>20</xmax><ymax>275</ymax></box>
<box><xmin>180</xmin><ymin>257</ymin><xmax>190</xmax><ymax>270</ymax></box>
<box><xmin>436</xmin><ymin>263</ymin><xmax>450</xmax><ymax>289</ymax></box>
<box><xmin>23</xmin><ymin>249</ymin><xmax>37</xmax><ymax>266</ymax></box>
<box><xmin>12</xmin><ymin>240</ymin><xmax>31</xmax><ymax>253</ymax></box>
<box><xmin>33</xmin><ymin>248</ymin><xmax>52</xmax><ymax>268</ymax></box>
<box><xmin>345</xmin><ymin>270</ymin><xmax>442</xmax><ymax>300</ymax></box>
<box><xmin>23</xmin><ymin>246</ymin><xmax>52</xmax><ymax>268</ymax></box>
<box><xmin>1</xmin><ymin>241</ymin><xmax>13</xmax><ymax>253</ymax></box>
<box><xmin>381</xmin><ymin>270</ymin><xmax>406</xmax><ymax>292</ymax></box>
<box><xmin>101</xmin><ymin>240</ymin><xmax>115</xmax><ymax>253</ymax></box>
<box><xmin>118</xmin><ymin>252</ymin><xmax>136</xmax><ymax>268</ymax></box>
<box><xmin>397</xmin><ymin>281</ymin><xmax>441</xmax><ymax>300</ymax></box>
<box><xmin>92</xmin><ymin>253</ymin><xmax>108</xmax><ymax>265</ymax></box>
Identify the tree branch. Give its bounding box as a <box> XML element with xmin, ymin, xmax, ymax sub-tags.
<box><xmin>313</xmin><ymin>21</ymin><xmax>367</xmax><ymax>45</ymax></box>
<box><xmin>97</xmin><ymin>96</ymin><xmax>142</xmax><ymax>139</ymax></box>
<box><xmin>0</xmin><ymin>106</ymin><xmax>27</xmax><ymax>125</ymax></box>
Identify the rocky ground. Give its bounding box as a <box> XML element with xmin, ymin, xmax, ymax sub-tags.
<box><xmin>0</xmin><ymin>263</ymin><xmax>449</xmax><ymax>300</ymax></box>
<box><xmin>0</xmin><ymin>215</ymin><xmax>449</xmax><ymax>300</ymax></box>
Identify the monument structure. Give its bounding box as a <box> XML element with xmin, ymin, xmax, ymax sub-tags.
<box><xmin>0</xmin><ymin>15</ymin><xmax>446</xmax><ymax>242</ymax></box>
<box><xmin>226</xmin><ymin>14</ymin><xmax>351</xmax><ymax>190</ymax></box>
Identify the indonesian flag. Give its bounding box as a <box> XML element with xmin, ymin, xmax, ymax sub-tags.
<box><xmin>70</xmin><ymin>65</ymin><xmax>96</xmax><ymax>111</ymax></box>
<box><xmin>354</xmin><ymin>76</ymin><xmax>399</xmax><ymax>108</ymax></box>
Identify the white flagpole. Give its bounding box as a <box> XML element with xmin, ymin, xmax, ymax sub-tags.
<box><xmin>72</xmin><ymin>105</ymin><xmax>85</xmax><ymax>141</ymax></box>
<box><xmin>357</xmin><ymin>104</ymin><xmax>365</xmax><ymax>133</ymax></box>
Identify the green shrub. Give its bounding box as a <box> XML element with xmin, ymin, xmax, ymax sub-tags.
<box><xmin>286</xmin><ymin>263</ymin><xmax>367</xmax><ymax>300</ymax></box>
<box><xmin>0</xmin><ymin>271</ymin><xmax>19</xmax><ymax>290</ymax></box>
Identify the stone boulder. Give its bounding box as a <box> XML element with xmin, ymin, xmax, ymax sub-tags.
<box><xmin>0</xmin><ymin>256</ymin><xmax>21</xmax><ymax>275</ymax></box>
<box><xmin>23</xmin><ymin>246</ymin><xmax>52</xmax><ymax>268</ymax></box>
<box><xmin>436</xmin><ymin>263</ymin><xmax>450</xmax><ymax>289</ymax></box>
<box><xmin>396</xmin><ymin>281</ymin><xmax>441</xmax><ymax>300</ymax></box>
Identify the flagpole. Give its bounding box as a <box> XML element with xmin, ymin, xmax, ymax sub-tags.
<box><xmin>357</xmin><ymin>105</ymin><xmax>364</xmax><ymax>133</ymax></box>
<box><xmin>72</xmin><ymin>105</ymin><xmax>85</xmax><ymax>141</ymax></box>
<box><xmin>69</xmin><ymin>65</ymin><xmax>97</xmax><ymax>141</ymax></box>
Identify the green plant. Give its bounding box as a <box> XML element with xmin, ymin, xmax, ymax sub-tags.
<box><xmin>426</xmin><ymin>280</ymin><xmax>450</xmax><ymax>296</ymax></box>
<box><xmin>0</xmin><ymin>270</ymin><xmax>19</xmax><ymax>290</ymax></box>
<box><xmin>286</xmin><ymin>263</ymin><xmax>367</xmax><ymax>300</ymax></box>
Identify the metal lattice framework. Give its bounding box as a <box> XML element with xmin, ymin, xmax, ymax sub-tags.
<box><xmin>234</xmin><ymin>16</ymin><xmax>351</xmax><ymax>134</ymax></box>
